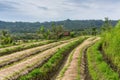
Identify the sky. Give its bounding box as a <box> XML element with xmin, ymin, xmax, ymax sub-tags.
<box><xmin>0</xmin><ymin>0</ymin><xmax>120</xmax><ymax>22</ymax></box>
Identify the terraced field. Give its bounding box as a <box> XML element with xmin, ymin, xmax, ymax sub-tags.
<box><xmin>0</xmin><ymin>37</ymin><xmax>84</xmax><ymax>80</ymax></box>
<box><xmin>55</xmin><ymin>36</ymin><xmax>120</xmax><ymax>80</ymax></box>
<box><xmin>0</xmin><ymin>39</ymin><xmax>75</xmax><ymax>68</ymax></box>
<box><xmin>0</xmin><ymin>40</ymin><xmax>54</xmax><ymax>56</ymax></box>
<box><xmin>0</xmin><ymin>36</ymin><xmax>119</xmax><ymax>80</ymax></box>
<box><xmin>55</xmin><ymin>37</ymin><xmax>100</xmax><ymax>80</ymax></box>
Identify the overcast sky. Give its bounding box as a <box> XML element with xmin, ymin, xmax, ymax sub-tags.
<box><xmin>0</xmin><ymin>0</ymin><xmax>120</xmax><ymax>22</ymax></box>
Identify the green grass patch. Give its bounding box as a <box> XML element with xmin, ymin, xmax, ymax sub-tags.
<box><xmin>87</xmin><ymin>41</ymin><xmax>119</xmax><ymax>80</ymax></box>
<box><xmin>101</xmin><ymin>20</ymin><xmax>120</xmax><ymax>73</ymax></box>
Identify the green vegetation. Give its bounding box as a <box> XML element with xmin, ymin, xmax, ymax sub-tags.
<box><xmin>0</xmin><ymin>17</ymin><xmax>120</xmax><ymax>80</ymax></box>
<box><xmin>0</xmin><ymin>20</ymin><xmax>108</xmax><ymax>33</ymax></box>
<box><xmin>87</xmin><ymin>41</ymin><xmax>119</xmax><ymax>80</ymax></box>
<box><xmin>101</xmin><ymin>20</ymin><xmax>120</xmax><ymax>74</ymax></box>
<box><xmin>0</xmin><ymin>30</ymin><xmax>13</xmax><ymax>45</ymax></box>
<box><xmin>0</xmin><ymin>40</ymin><xmax>54</xmax><ymax>56</ymax></box>
<box><xmin>101</xmin><ymin>17</ymin><xmax>112</xmax><ymax>32</ymax></box>
<box><xmin>76</xmin><ymin>47</ymin><xmax>83</xmax><ymax>80</ymax></box>
<box><xmin>0</xmin><ymin>40</ymin><xmax>73</xmax><ymax>68</ymax></box>
<box><xmin>0</xmin><ymin>20</ymin><xmax>117</xmax><ymax>40</ymax></box>
<box><xmin>19</xmin><ymin>37</ymin><xmax>86</xmax><ymax>80</ymax></box>
<box><xmin>37</xmin><ymin>24</ymin><xmax>65</xmax><ymax>39</ymax></box>
<box><xmin>56</xmin><ymin>48</ymin><xmax>75</xmax><ymax>79</ymax></box>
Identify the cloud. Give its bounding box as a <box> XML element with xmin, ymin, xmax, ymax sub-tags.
<box><xmin>0</xmin><ymin>1</ymin><xmax>18</xmax><ymax>11</ymax></box>
<box><xmin>0</xmin><ymin>0</ymin><xmax>120</xmax><ymax>22</ymax></box>
<box><xmin>37</xmin><ymin>6</ymin><xmax>48</xmax><ymax>10</ymax></box>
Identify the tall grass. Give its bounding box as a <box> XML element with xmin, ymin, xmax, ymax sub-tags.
<box><xmin>101</xmin><ymin>20</ymin><xmax>120</xmax><ymax>73</ymax></box>
<box><xmin>87</xmin><ymin>41</ymin><xmax>119</xmax><ymax>80</ymax></box>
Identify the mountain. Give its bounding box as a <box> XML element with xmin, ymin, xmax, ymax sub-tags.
<box><xmin>0</xmin><ymin>19</ymin><xmax>118</xmax><ymax>33</ymax></box>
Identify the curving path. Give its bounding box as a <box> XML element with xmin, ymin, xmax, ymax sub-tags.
<box><xmin>56</xmin><ymin>37</ymin><xmax>100</xmax><ymax>80</ymax></box>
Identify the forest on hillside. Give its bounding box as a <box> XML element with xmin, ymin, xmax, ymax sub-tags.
<box><xmin>0</xmin><ymin>19</ymin><xmax>117</xmax><ymax>33</ymax></box>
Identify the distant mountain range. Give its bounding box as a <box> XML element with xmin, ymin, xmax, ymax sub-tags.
<box><xmin>0</xmin><ymin>19</ymin><xmax>118</xmax><ymax>33</ymax></box>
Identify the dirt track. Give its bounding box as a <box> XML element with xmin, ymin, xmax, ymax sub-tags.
<box><xmin>56</xmin><ymin>37</ymin><xmax>100</xmax><ymax>80</ymax></box>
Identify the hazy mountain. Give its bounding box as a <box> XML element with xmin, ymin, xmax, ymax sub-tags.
<box><xmin>0</xmin><ymin>19</ymin><xmax>118</xmax><ymax>33</ymax></box>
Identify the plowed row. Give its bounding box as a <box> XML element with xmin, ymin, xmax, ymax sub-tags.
<box><xmin>0</xmin><ymin>37</ymin><xmax>81</xmax><ymax>80</ymax></box>
<box><xmin>55</xmin><ymin>37</ymin><xmax>99</xmax><ymax>80</ymax></box>
<box><xmin>1</xmin><ymin>36</ymin><xmax>112</xmax><ymax>80</ymax></box>
<box><xmin>55</xmin><ymin>37</ymin><xmax>119</xmax><ymax>80</ymax></box>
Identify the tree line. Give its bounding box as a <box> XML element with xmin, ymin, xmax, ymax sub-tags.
<box><xmin>0</xmin><ymin>18</ymin><xmax>115</xmax><ymax>45</ymax></box>
<box><xmin>0</xmin><ymin>19</ymin><xmax>117</xmax><ymax>34</ymax></box>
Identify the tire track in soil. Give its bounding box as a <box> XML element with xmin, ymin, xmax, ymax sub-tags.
<box><xmin>80</xmin><ymin>47</ymin><xmax>92</xmax><ymax>80</ymax></box>
<box><xmin>51</xmin><ymin>48</ymin><xmax>75</xmax><ymax>80</ymax></box>
<box><xmin>80</xmin><ymin>38</ymin><xmax>100</xmax><ymax>80</ymax></box>
<box><xmin>55</xmin><ymin>37</ymin><xmax>100</xmax><ymax>80</ymax></box>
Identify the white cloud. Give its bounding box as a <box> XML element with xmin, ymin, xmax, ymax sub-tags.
<box><xmin>0</xmin><ymin>0</ymin><xmax>120</xmax><ymax>22</ymax></box>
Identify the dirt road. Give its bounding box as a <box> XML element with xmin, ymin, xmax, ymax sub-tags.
<box><xmin>56</xmin><ymin>37</ymin><xmax>100</xmax><ymax>80</ymax></box>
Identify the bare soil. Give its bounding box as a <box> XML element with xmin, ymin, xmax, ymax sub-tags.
<box><xmin>57</xmin><ymin>37</ymin><xmax>100</xmax><ymax>80</ymax></box>
<box><xmin>0</xmin><ymin>41</ymin><xmax>71</xmax><ymax>80</ymax></box>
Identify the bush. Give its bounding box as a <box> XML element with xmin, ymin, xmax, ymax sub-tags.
<box><xmin>87</xmin><ymin>41</ymin><xmax>119</xmax><ymax>80</ymax></box>
<box><xmin>101</xmin><ymin>20</ymin><xmax>120</xmax><ymax>72</ymax></box>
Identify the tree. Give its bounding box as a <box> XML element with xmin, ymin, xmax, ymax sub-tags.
<box><xmin>51</xmin><ymin>23</ymin><xmax>64</xmax><ymax>39</ymax></box>
<box><xmin>101</xmin><ymin>17</ymin><xmax>112</xmax><ymax>32</ymax></box>
<box><xmin>92</xmin><ymin>27</ymin><xmax>97</xmax><ymax>36</ymax></box>
<box><xmin>44</xmin><ymin>29</ymin><xmax>51</xmax><ymax>39</ymax></box>
<box><xmin>37</xmin><ymin>23</ymin><xmax>65</xmax><ymax>39</ymax></box>
<box><xmin>37</xmin><ymin>26</ymin><xmax>46</xmax><ymax>39</ymax></box>
<box><xmin>39</xmin><ymin>26</ymin><xmax>45</xmax><ymax>34</ymax></box>
<box><xmin>51</xmin><ymin>23</ymin><xmax>56</xmax><ymax>33</ymax></box>
<box><xmin>56</xmin><ymin>25</ymin><xmax>64</xmax><ymax>39</ymax></box>
<box><xmin>0</xmin><ymin>30</ymin><xmax>13</xmax><ymax>45</ymax></box>
<box><xmin>70</xmin><ymin>31</ymin><xmax>75</xmax><ymax>37</ymax></box>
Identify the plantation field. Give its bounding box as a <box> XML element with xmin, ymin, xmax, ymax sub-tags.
<box><xmin>0</xmin><ymin>37</ymin><xmax>84</xmax><ymax>80</ymax></box>
<box><xmin>0</xmin><ymin>34</ymin><xmax>120</xmax><ymax>80</ymax></box>
<box><xmin>1</xmin><ymin>0</ymin><xmax>120</xmax><ymax>79</ymax></box>
<box><xmin>0</xmin><ymin>40</ymin><xmax>54</xmax><ymax>56</ymax></box>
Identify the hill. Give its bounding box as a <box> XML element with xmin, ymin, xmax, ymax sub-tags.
<box><xmin>0</xmin><ymin>19</ymin><xmax>118</xmax><ymax>34</ymax></box>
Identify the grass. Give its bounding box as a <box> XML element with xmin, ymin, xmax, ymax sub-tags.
<box><xmin>56</xmin><ymin>48</ymin><xmax>76</xmax><ymax>79</ymax></box>
<box><xmin>0</xmin><ymin>39</ymin><xmax>45</xmax><ymax>48</ymax></box>
<box><xmin>76</xmin><ymin>47</ymin><xmax>83</xmax><ymax>80</ymax></box>
<box><xmin>87</xmin><ymin>41</ymin><xmax>119</xmax><ymax>80</ymax></box>
<box><xmin>101</xmin><ymin>20</ymin><xmax>120</xmax><ymax>74</ymax></box>
<box><xmin>19</xmin><ymin>37</ymin><xmax>86</xmax><ymax>80</ymax></box>
<box><xmin>0</xmin><ymin>40</ymin><xmax>55</xmax><ymax>56</ymax></box>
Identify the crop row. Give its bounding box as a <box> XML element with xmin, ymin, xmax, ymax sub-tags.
<box><xmin>55</xmin><ymin>48</ymin><xmax>75</xmax><ymax>80</ymax></box>
<box><xmin>0</xmin><ymin>39</ymin><xmax>74</xmax><ymax>68</ymax></box>
<box><xmin>19</xmin><ymin>38</ymin><xmax>86</xmax><ymax>80</ymax></box>
<box><xmin>0</xmin><ymin>40</ymin><xmax>54</xmax><ymax>56</ymax></box>
<box><xmin>55</xmin><ymin>37</ymin><xmax>98</xmax><ymax>80</ymax></box>
<box><xmin>0</xmin><ymin>39</ymin><xmax>48</xmax><ymax>48</ymax></box>
<box><xmin>0</xmin><ymin>38</ymin><xmax>77</xmax><ymax>80</ymax></box>
<box><xmin>76</xmin><ymin>37</ymin><xmax>99</xmax><ymax>80</ymax></box>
